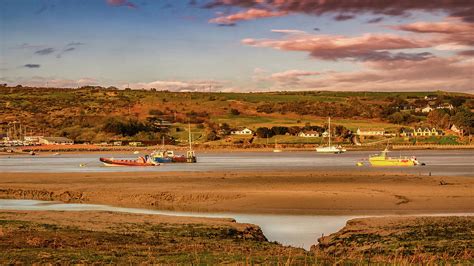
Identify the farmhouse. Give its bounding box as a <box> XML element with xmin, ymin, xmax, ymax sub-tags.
<box><xmin>356</xmin><ymin>128</ymin><xmax>385</xmax><ymax>136</ymax></box>
<box><xmin>39</xmin><ymin>137</ymin><xmax>74</xmax><ymax>145</ymax></box>
<box><xmin>230</xmin><ymin>128</ymin><xmax>253</xmax><ymax>135</ymax></box>
<box><xmin>298</xmin><ymin>131</ymin><xmax>319</xmax><ymax>138</ymax></box>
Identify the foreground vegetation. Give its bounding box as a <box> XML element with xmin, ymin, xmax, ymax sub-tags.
<box><xmin>314</xmin><ymin>216</ymin><xmax>474</xmax><ymax>264</ymax></box>
<box><xmin>0</xmin><ymin>211</ymin><xmax>311</xmax><ymax>264</ymax></box>
<box><xmin>0</xmin><ymin>211</ymin><xmax>472</xmax><ymax>264</ymax></box>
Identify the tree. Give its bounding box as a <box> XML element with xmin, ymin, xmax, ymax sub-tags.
<box><xmin>388</xmin><ymin>112</ymin><xmax>419</xmax><ymax>125</ymax></box>
<box><xmin>230</xmin><ymin>108</ymin><xmax>240</xmax><ymax>116</ymax></box>
<box><xmin>218</xmin><ymin>123</ymin><xmax>231</xmax><ymax>135</ymax></box>
<box><xmin>256</xmin><ymin>127</ymin><xmax>273</xmax><ymax>138</ymax></box>
<box><xmin>450</xmin><ymin>97</ymin><xmax>466</xmax><ymax>107</ymax></box>
<box><xmin>427</xmin><ymin>109</ymin><xmax>450</xmax><ymax>129</ymax></box>
<box><xmin>288</xmin><ymin>126</ymin><xmax>301</xmax><ymax>136</ymax></box>
<box><xmin>271</xmin><ymin>126</ymin><xmax>289</xmax><ymax>135</ymax></box>
<box><xmin>451</xmin><ymin>107</ymin><xmax>473</xmax><ymax>133</ymax></box>
<box><xmin>206</xmin><ymin>131</ymin><xmax>219</xmax><ymax>141</ymax></box>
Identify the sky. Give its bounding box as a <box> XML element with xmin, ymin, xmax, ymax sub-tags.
<box><xmin>0</xmin><ymin>0</ymin><xmax>473</xmax><ymax>93</ymax></box>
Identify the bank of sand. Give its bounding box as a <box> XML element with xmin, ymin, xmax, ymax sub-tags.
<box><xmin>0</xmin><ymin>170</ymin><xmax>472</xmax><ymax>215</ymax></box>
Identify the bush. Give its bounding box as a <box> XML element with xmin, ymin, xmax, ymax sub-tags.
<box><xmin>149</xmin><ymin>109</ymin><xmax>164</xmax><ymax>116</ymax></box>
<box><xmin>256</xmin><ymin>127</ymin><xmax>274</xmax><ymax>138</ymax></box>
<box><xmin>230</xmin><ymin>108</ymin><xmax>240</xmax><ymax>116</ymax></box>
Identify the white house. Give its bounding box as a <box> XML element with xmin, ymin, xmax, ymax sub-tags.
<box><xmin>321</xmin><ymin>131</ymin><xmax>330</xmax><ymax>138</ymax></box>
<box><xmin>231</xmin><ymin>128</ymin><xmax>253</xmax><ymax>135</ymax></box>
<box><xmin>413</xmin><ymin>127</ymin><xmax>442</xmax><ymax>137</ymax></box>
<box><xmin>422</xmin><ymin>105</ymin><xmax>434</xmax><ymax>113</ymax></box>
<box><xmin>450</xmin><ymin>124</ymin><xmax>465</xmax><ymax>136</ymax></box>
<box><xmin>356</xmin><ymin>128</ymin><xmax>385</xmax><ymax>136</ymax></box>
<box><xmin>436</xmin><ymin>103</ymin><xmax>454</xmax><ymax>110</ymax></box>
<box><xmin>298</xmin><ymin>131</ymin><xmax>319</xmax><ymax>138</ymax></box>
<box><xmin>24</xmin><ymin>136</ymin><xmax>43</xmax><ymax>144</ymax></box>
<box><xmin>39</xmin><ymin>137</ymin><xmax>74</xmax><ymax>145</ymax></box>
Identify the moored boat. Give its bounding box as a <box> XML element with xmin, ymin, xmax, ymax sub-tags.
<box><xmin>149</xmin><ymin>124</ymin><xmax>197</xmax><ymax>163</ymax></box>
<box><xmin>316</xmin><ymin>145</ymin><xmax>346</xmax><ymax>154</ymax></box>
<box><xmin>273</xmin><ymin>138</ymin><xmax>282</xmax><ymax>153</ymax></box>
<box><xmin>316</xmin><ymin>117</ymin><xmax>346</xmax><ymax>154</ymax></box>
<box><xmin>149</xmin><ymin>150</ymin><xmax>191</xmax><ymax>163</ymax></box>
<box><xmin>369</xmin><ymin>148</ymin><xmax>419</xmax><ymax>167</ymax></box>
<box><xmin>100</xmin><ymin>156</ymin><xmax>158</xmax><ymax>167</ymax></box>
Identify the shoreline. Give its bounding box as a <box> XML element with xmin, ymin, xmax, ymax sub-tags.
<box><xmin>2</xmin><ymin>144</ymin><xmax>474</xmax><ymax>157</ymax></box>
<box><xmin>2</xmin><ymin>143</ymin><xmax>474</xmax><ymax>155</ymax></box>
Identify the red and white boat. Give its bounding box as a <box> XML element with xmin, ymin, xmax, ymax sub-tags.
<box><xmin>99</xmin><ymin>156</ymin><xmax>159</xmax><ymax>167</ymax></box>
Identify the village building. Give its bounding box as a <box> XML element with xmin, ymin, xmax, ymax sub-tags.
<box><xmin>413</xmin><ymin>127</ymin><xmax>442</xmax><ymax>137</ymax></box>
<box><xmin>298</xmin><ymin>131</ymin><xmax>319</xmax><ymax>138</ymax></box>
<box><xmin>399</xmin><ymin>129</ymin><xmax>414</xmax><ymax>137</ymax></box>
<box><xmin>24</xmin><ymin>136</ymin><xmax>43</xmax><ymax>144</ymax></box>
<box><xmin>129</xmin><ymin>141</ymin><xmax>143</xmax><ymax>147</ymax></box>
<box><xmin>321</xmin><ymin>131</ymin><xmax>330</xmax><ymax>138</ymax></box>
<box><xmin>39</xmin><ymin>137</ymin><xmax>74</xmax><ymax>145</ymax></box>
<box><xmin>436</xmin><ymin>103</ymin><xmax>454</xmax><ymax>110</ymax></box>
<box><xmin>450</xmin><ymin>124</ymin><xmax>466</xmax><ymax>136</ymax></box>
<box><xmin>421</xmin><ymin>105</ymin><xmax>434</xmax><ymax>113</ymax></box>
<box><xmin>113</xmin><ymin>141</ymin><xmax>123</xmax><ymax>146</ymax></box>
<box><xmin>230</xmin><ymin>127</ymin><xmax>253</xmax><ymax>135</ymax></box>
<box><xmin>356</xmin><ymin>128</ymin><xmax>385</xmax><ymax>136</ymax></box>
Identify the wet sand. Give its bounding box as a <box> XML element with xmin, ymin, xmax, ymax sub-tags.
<box><xmin>1</xmin><ymin>170</ymin><xmax>472</xmax><ymax>215</ymax></box>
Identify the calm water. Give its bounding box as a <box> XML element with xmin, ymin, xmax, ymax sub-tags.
<box><xmin>0</xmin><ymin>150</ymin><xmax>473</xmax><ymax>176</ymax></box>
<box><xmin>0</xmin><ymin>199</ymin><xmax>367</xmax><ymax>249</ymax></box>
<box><xmin>1</xmin><ymin>199</ymin><xmax>472</xmax><ymax>250</ymax></box>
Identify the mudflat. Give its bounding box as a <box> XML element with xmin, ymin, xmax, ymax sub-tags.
<box><xmin>0</xmin><ymin>170</ymin><xmax>472</xmax><ymax>215</ymax></box>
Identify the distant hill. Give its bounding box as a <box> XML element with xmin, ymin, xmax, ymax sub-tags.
<box><xmin>0</xmin><ymin>86</ymin><xmax>472</xmax><ymax>144</ymax></box>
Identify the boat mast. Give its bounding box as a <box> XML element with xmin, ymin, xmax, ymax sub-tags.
<box><xmin>188</xmin><ymin>122</ymin><xmax>192</xmax><ymax>151</ymax></box>
<box><xmin>328</xmin><ymin>117</ymin><xmax>331</xmax><ymax>147</ymax></box>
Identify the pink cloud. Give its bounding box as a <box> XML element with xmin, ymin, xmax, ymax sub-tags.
<box><xmin>209</xmin><ymin>8</ymin><xmax>287</xmax><ymax>24</ymax></box>
<box><xmin>123</xmin><ymin>80</ymin><xmax>226</xmax><ymax>92</ymax></box>
<box><xmin>106</xmin><ymin>0</ymin><xmax>137</xmax><ymax>9</ymax></box>
<box><xmin>394</xmin><ymin>19</ymin><xmax>474</xmax><ymax>46</ymax></box>
<box><xmin>271</xmin><ymin>70</ymin><xmax>320</xmax><ymax>82</ymax></box>
<box><xmin>262</xmin><ymin>56</ymin><xmax>474</xmax><ymax>93</ymax></box>
<box><xmin>203</xmin><ymin>0</ymin><xmax>474</xmax><ymax>22</ymax></box>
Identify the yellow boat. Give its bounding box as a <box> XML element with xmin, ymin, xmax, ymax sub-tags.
<box><xmin>369</xmin><ymin>148</ymin><xmax>419</xmax><ymax>167</ymax></box>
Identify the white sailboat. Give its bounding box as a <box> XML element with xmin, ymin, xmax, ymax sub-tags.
<box><xmin>273</xmin><ymin>137</ymin><xmax>282</xmax><ymax>153</ymax></box>
<box><xmin>316</xmin><ymin>117</ymin><xmax>346</xmax><ymax>154</ymax></box>
<box><xmin>186</xmin><ymin>123</ymin><xmax>197</xmax><ymax>162</ymax></box>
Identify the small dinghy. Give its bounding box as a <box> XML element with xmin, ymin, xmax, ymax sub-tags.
<box><xmin>99</xmin><ymin>156</ymin><xmax>159</xmax><ymax>167</ymax></box>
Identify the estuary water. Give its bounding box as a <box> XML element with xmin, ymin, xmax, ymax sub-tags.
<box><xmin>0</xmin><ymin>150</ymin><xmax>473</xmax><ymax>176</ymax></box>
